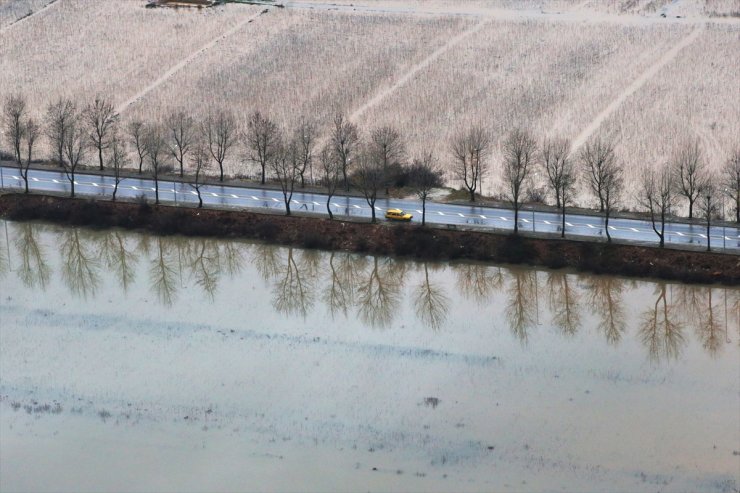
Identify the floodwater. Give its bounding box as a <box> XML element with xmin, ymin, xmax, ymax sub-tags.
<box><xmin>0</xmin><ymin>219</ymin><xmax>737</xmax><ymax>493</ymax></box>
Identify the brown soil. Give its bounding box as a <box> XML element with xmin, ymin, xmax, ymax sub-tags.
<box><xmin>1</xmin><ymin>193</ymin><xmax>737</xmax><ymax>285</ymax></box>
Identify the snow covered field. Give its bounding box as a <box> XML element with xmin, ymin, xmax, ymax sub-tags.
<box><xmin>0</xmin><ymin>0</ymin><xmax>738</xmax><ymax>204</ymax></box>
<box><xmin>1</xmin><ymin>221</ymin><xmax>738</xmax><ymax>491</ymax></box>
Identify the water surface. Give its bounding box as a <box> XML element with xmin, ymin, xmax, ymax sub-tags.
<box><xmin>0</xmin><ymin>220</ymin><xmax>737</xmax><ymax>492</ymax></box>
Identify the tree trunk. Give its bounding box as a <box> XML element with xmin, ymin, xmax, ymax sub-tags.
<box><xmin>561</xmin><ymin>204</ymin><xmax>566</xmax><ymax>238</ymax></box>
<box><xmin>370</xmin><ymin>203</ymin><xmax>376</xmax><ymax>223</ymax></box>
<box><xmin>197</xmin><ymin>190</ymin><xmax>203</xmax><ymax>208</ymax></box>
<box><xmin>70</xmin><ymin>174</ymin><xmax>75</xmax><ymax>198</ymax></box>
<box><xmin>154</xmin><ymin>177</ymin><xmax>159</xmax><ymax>205</ymax></box>
<box><xmin>688</xmin><ymin>199</ymin><xmax>694</xmax><ymax>220</ymax></box>
<box><xmin>659</xmin><ymin>211</ymin><xmax>665</xmax><ymax>248</ymax></box>
<box><xmin>735</xmin><ymin>197</ymin><xmax>739</xmax><ymax>223</ymax></box>
<box><xmin>24</xmin><ymin>176</ymin><xmax>29</xmax><ymax>194</ymax></box>
<box><xmin>422</xmin><ymin>199</ymin><xmax>426</xmax><ymax>226</ymax></box>
<box><xmin>605</xmin><ymin>212</ymin><xmax>611</xmax><ymax>242</ymax></box>
<box><xmin>469</xmin><ymin>188</ymin><xmax>475</xmax><ymax>202</ymax></box>
<box><xmin>706</xmin><ymin>217</ymin><xmax>711</xmax><ymax>252</ymax></box>
<box><xmin>138</xmin><ymin>157</ymin><xmax>143</xmax><ymax>174</ymax></box>
<box><xmin>326</xmin><ymin>196</ymin><xmax>333</xmax><ymax>219</ymax></box>
<box><xmin>220</xmin><ymin>164</ymin><xmax>225</xmax><ymax>183</ymax></box>
<box><xmin>260</xmin><ymin>165</ymin><xmax>265</xmax><ymax>185</ymax></box>
<box><xmin>98</xmin><ymin>146</ymin><xmax>104</xmax><ymax>171</ymax></box>
<box><xmin>513</xmin><ymin>206</ymin><xmax>519</xmax><ymax>234</ymax></box>
<box><xmin>113</xmin><ymin>183</ymin><xmax>118</xmax><ymax>201</ymax></box>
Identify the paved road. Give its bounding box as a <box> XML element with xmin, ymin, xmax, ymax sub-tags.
<box><xmin>1</xmin><ymin>166</ymin><xmax>738</xmax><ymax>252</ymax></box>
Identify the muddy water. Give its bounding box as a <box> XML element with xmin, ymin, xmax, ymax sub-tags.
<box><xmin>0</xmin><ymin>219</ymin><xmax>737</xmax><ymax>492</ymax></box>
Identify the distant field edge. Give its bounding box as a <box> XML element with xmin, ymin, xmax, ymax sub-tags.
<box><xmin>1</xmin><ymin>193</ymin><xmax>737</xmax><ymax>286</ymax></box>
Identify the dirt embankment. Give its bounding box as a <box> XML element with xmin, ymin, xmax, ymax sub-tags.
<box><xmin>1</xmin><ymin>193</ymin><xmax>738</xmax><ymax>285</ymax></box>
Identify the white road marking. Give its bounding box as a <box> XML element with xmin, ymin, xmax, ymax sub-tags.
<box><xmin>31</xmin><ymin>177</ymin><xmax>39</xmax><ymax>182</ymax></box>
<box><xmin>587</xmin><ymin>224</ymin><xmax>595</xmax><ymax>228</ymax></box>
<box><xmin>251</xmin><ymin>196</ymin><xmax>259</xmax><ymax>200</ymax></box>
<box><xmin>416</xmin><ymin>210</ymin><xmax>423</xmax><ymax>214</ymax></box>
<box><xmin>543</xmin><ymin>220</ymin><xmax>551</xmax><ymax>225</ymax></box>
<box><xmin>479</xmin><ymin>215</ymin><xmax>487</xmax><ymax>219</ymax></box>
<box><xmin>52</xmin><ymin>179</ymin><xmax>59</xmax><ymax>183</ymax></box>
<box><xmin>313</xmin><ymin>201</ymin><xmax>320</xmax><ymax>206</ymax></box>
<box><xmin>191</xmin><ymin>191</ymin><xmax>198</xmax><ymax>195</ymax></box>
<box><xmin>608</xmin><ymin>226</ymin><xmax>616</xmax><ymax>230</ymax></box>
<box><xmin>292</xmin><ymin>200</ymin><xmax>300</xmax><ymax>204</ymax></box>
<box><xmin>132</xmin><ymin>186</ymin><xmax>138</xmax><ymax>190</ymax></box>
<box><xmin>92</xmin><ymin>182</ymin><xmax>98</xmax><ymax>187</ymax></box>
<box><xmin>630</xmin><ymin>227</ymin><xmax>639</xmax><ymax>232</ymax></box>
<box><xmin>699</xmin><ymin>234</ymin><xmax>707</xmax><ymax>238</ymax></box>
<box><xmin>438</xmin><ymin>211</ymin><xmax>445</xmax><ymax>216</ymax></box>
<box><xmin>458</xmin><ymin>213</ymin><xmax>465</xmax><ymax>217</ymax></box>
<box><xmin>211</xmin><ymin>192</ymin><xmax>219</xmax><ymax>197</ymax></box>
<box><xmin>231</xmin><ymin>194</ymin><xmax>238</xmax><ymax>198</ymax></box>
<box><xmin>522</xmin><ymin>218</ymin><xmax>530</xmax><ymax>223</ymax></box>
<box><xmin>566</xmin><ymin>222</ymin><xmax>573</xmax><ymax>227</ymax></box>
<box><xmin>332</xmin><ymin>203</ymin><xmax>340</xmax><ymax>207</ymax></box>
<box><xmin>676</xmin><ymin>232</ymin><xmax>684</xmax><ymax>236</ymax></box>
<box><xmin>272</xmin><ymin>198</ymin><xmax>279</xmax><ymax>202</ymax></box>
<box><xmin>150</xmin><ymin>187</ymin><xmax>156</xmax><ymax>191</ymax></box>
<box><xmin>353</xmin><ymin>204</ymin><xmax>361</xmax><ymax>209</ymax></box>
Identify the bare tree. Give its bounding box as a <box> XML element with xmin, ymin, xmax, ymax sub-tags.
<box><xmin>409</xmin><ymin>152</ymin><xmax>442</xmax><ymax>226</ymax></box>
<box><xmin>353</xmin><ymin>146</ymin><xmax>384</xmax><ymax>223</ymax></box>
<box><xmin>542</xmin><ymin>137</ymin><xmax>577</xmax><ymax>237</ymax></box>
<box><xmin>83</xmin><ymin>95</ymin><xmax>118</xmax><ymax>171</ymax></box>
<box><xmin>62</xmin><ymin>112</ymin><xmax>85</xmax><ymax>198</ymax></box>
<box><xmin>502</xmin><ymin>128</ymin><xmax>537</xmax><ymax>234</ymax></box>
<box><xmin>203</xmin><ymin>109</ymin><xmax>237</xmax><ymax>183</ymax></box>
<box><xmin>721</xmin><ymin>148</ymin><xmax>740</xmax><ymax>223</ymax></box>
<box><xmin>270</xmin><ymin>134</ymin><xmax>301</xmax><ymax>216</ymax></box>
<box><xmin>601</xmin><ymin>158</ymin><xmax>623</xmax><ymax>243</ymax></box>
<box><xmin>108</xmin><ymin>132</ymin><xmax>128</xmax><ymax>201</ymax></box>
<box><xmin>190</xmin><ymin>141</ymin><xmax>210</xmax><ymax>208</ymax></box>
<box><xmin>369</xmin><ymin>125</ymin><xmax>405</xmax><ymax>195</ymax></box>
<box><xmin>3</xmin><ymin>94</ymin><xmax>26</xmax><ymax>165</ymax></box>
<box><xmin>330</xmin><ymin>113</ymin><xmax>360</xmax><ymax>191</ymax></box>
<box><xmin>580</xmin><ymin>136</ymin><xmax>617</xmax><ymax>212</ymax></box>
<box><xmin>673</xmin><ymin>139</ymin><xmax>704</xmax><ymax>219</ymax></box>
<box><xmin>20</xmin><ymin>117</ymin><xmax>40</xmax><ymax>194</ymax></box>
<box><xmin>144</xmin><ymin>124</ymin><xmax>168</xmax><ymax>205</ymax></box>
<box><xmin>295</xmin><ymin>117</ymin><xmax>316</xmax><ymax>188</ymax></box>
<box><xmin>166</xmin><ymin>110</ymin><xmax>194</xmax><ymax>177</ymax></box>
<box><xmin>45</xmin><ymin>97</ymin><xmax>76</xmax><ymax>167</ymax></box>
<box><xmin>638</xmin><ymin>164</ymin><xmax>676</xmax><ymax>247</ymax></box>
<box><xmin>319</xmin><ymin>144</ymin><xmax>340</xmax><ymax>219</ymax></box>
<box><xmin>697</xmin><ymin>176</ymin><xmax>719</xmax><ymax>252</ymax></box>
<box><xmin>127</xmin><ymin>119</ymin><xmax>148</xmax><ymax>174</ymax></box>
<box><xmin>245</xmin><ymin>110</ymin><xmax>279</xmax><ymax>185</ymax></box>
<box><xmin>450</xmin><ymin>125</ymin><xmax>490</xmax><ymax>202</ymax></box>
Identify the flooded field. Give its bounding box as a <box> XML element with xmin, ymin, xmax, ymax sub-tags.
<box><xmin>0</xmin><ymin>219</ymin><xmax>738</xmax><ymax>492</ymax></box>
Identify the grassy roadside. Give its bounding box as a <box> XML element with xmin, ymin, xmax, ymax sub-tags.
<box><xmin>1</xmin><ymin>192</ymin><xmax>737</xmax><ymax>285</ymax></box>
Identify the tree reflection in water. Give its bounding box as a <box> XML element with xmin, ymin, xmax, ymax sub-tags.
<box><xmin>546</xmin><ymin>271</ymin><xmax>581</xmax><ymax>337</ymax></box>
<box><xmin>13</xmin><ymin>222</ymin><xmax>51</xmax><ymax>289</ymax></box>
<box><xmin>413</xmin><ymin>262</ymin><xmax>450</xmax><ymax>331</ymax></box>
<box><xmin>60</xmin><ymin>228</ymin><xmax>100</xmax><ymax>299</ymax></box>
<box><xmin>271</xmin><ymin>247</ymin><xmax>316</xmax><ymax>318</ymax></box>
<box><xmin>3</xmin><ymin>219</ymin><xmax>737</xmax><ymax>362</ymax></box>
<box><xmin>455</xmin><ymin>263</ymin><xmax>504</xmax><ymax>303</ymax></box>
<box><xmin>585</xmin><ymin>276</ymin><xmax>626</xmax><ymax>345</ymax></box>
<box><xmin>97</xmin><ymin>230</ymin><xmax>138</xmax><ymax>292</ymax></box>
<box><xmin>186</xmin><ymin>238</ymin><xmax>221</xmax><ymax>300</ymax></box>
<box><xmin>505</xmin><ymin>269</ymin><xmax>538</xmax><ymax>344</ymax></box>
<box><xmin>639</xmin><ymin>282</ymin><xmax>685</xmax><ymax>363</ymax></box>
<box><xmin>148</xmin><ymin>236</ymin><xmax>179</xmax><ymax>306</ymax></box>
<box><xmin>356</xmin><ymin>256</ymin><xmax>406</xmax><ymax>329</ymax></box>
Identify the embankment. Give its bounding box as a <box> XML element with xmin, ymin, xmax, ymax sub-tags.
<box><xmin>1</xmin><ymin>193</ymin><xmax>737</xmax><ymax>285</ymax></box>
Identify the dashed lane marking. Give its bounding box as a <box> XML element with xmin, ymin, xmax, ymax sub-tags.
<box><xmin>231</xmin><ymin>194</ymin><xmax>238</xmax><ymax>198</ymax></box>
<box><xmin>676</xmin><ymin>232</ymin><xmax>684</xmax><ymax>236</ymax></box>
<box><xmin>630</xmin><ymin>227</ymin><xmax>639</xmax><ymax>232</ymax></box>
<box><xmin>587</xmin><ymin>224</ymin><xmax>595</xmax><ymax>228</ymax></box>
<box><xmin>251</xmin><ymin>196</ymin><xmax>259</xmax><ymax>200</ymax></box>
<box><xmin>522</xmin><ymin>218</ymin><xmax>530</xmax><ymax>223</ymax></box>
<box><xmin>313</xmin><ymin>201</ymin><xmax>320</xmax><ymax>206</ymax></box>
<box><xmin>608</xmin><ymin>226</ymin><xmax>616</xmax><ymax>230</ymax></box>
<box><xmin>480</xmin><ymin>215</ymin><xmax>487</xmax><ymax>219</ymax></box>
<box><xmin>458</xmin><ymin>213</ymin><xmax>465</xmax><ymax>217</ymax></box>
<box><xmin>500</xmin><ymin>217</ymin><xmax>507</xmax><ymax>221</ymax></box>
<box><xmin>438</xmin><ymin>211</ymin><xmax>445</xmax><ymax>216</ymax></box>
<box><xmin>353</xmin><ymin>204</ymin><xmax>361</xmax><ymax>209</ymax></box>
<box><xmin>566</xmin><ymin>222</ymin><xmax>573</xmax><ymax>227</ymax></box>
<box><xmin>272</xmin><ymin>198</ymin><xmax>279</xmax><ymax>202</ymax></box>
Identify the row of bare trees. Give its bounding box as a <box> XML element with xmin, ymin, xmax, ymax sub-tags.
<box><xmin>450</xmin><ymin>124</ymin><xmax>739</xmax><ymax>245</ymax></box>
<box><xmin>3</xmin><ymin>94</ymin><xmax>739</xmax><ymax>243</ymax></box>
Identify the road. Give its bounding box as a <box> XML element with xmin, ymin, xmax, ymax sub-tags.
<box><xmin>1</xmin><ymin>166</ymin><xmax>738</xmax><ymax>252</ymax></box>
